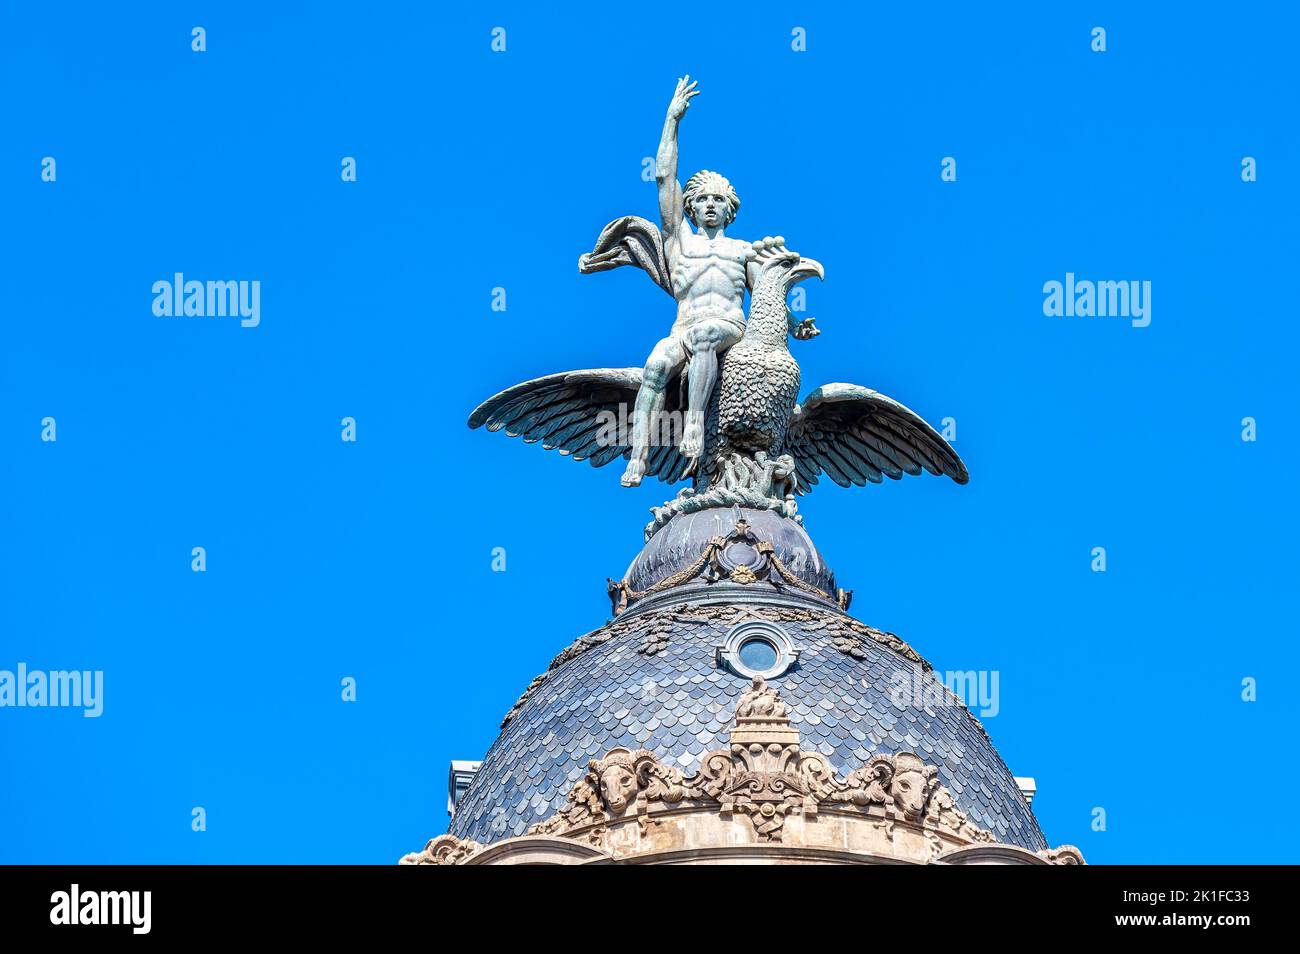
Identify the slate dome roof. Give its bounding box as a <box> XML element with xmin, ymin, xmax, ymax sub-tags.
<box><xmin>449</xmin><ymin>508</ymin><xmax>1045</xmax><ymax>851</ymax></box>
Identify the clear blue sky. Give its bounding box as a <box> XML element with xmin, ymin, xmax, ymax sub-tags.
<box><xmin>2</xmin><ymin>3</ymin><xmax>1296</xmax><ymax>864</ymax></box>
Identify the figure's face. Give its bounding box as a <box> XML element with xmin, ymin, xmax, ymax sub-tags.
<box><xmin>692</xmin><ymin>192</ymin><xmax>729</xmax><ymax>228</ymax></box>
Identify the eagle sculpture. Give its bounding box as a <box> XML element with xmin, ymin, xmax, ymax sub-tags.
<box><xmin>468</xmin><ymin>218</ymin><xmax>966</xmax><ymax>537</ymax></box>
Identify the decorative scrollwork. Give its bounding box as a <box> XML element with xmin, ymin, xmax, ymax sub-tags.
<box><xmin>1037</xmin><ymin>845</ymin><xmax>1085</xmax><ymax>865</ymax></box>
<box><xmin>399</xmin><ymin>834</ymin><xmax>482</xmax><ymax>866</ymax></box>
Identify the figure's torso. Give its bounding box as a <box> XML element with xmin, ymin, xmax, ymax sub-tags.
<box><xmin>669</xmin><ymin>228</ymin><xmax>754</xmax><ymax>335</ymax></box>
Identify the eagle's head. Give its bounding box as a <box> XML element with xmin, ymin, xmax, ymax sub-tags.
<box><xmin>758</xmin><ymin>247</ymin><xmax>824</xmax><ymax>291</ymax></box>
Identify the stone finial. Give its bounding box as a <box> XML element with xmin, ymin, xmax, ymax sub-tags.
<box><xmin>734</xmin><ymin>675</ymin><xmax>790</xmax><ymax>722</ymax></box>
<box><xmin>707</xmin><ymin>676</ymin><xmax>808</xmax><ymax>839</ymax></box>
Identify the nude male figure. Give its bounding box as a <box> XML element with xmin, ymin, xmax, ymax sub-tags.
<box><xmin>621</xmin><ymin>76</ymin><xmax>813</xmax><ymax>487</ymax></box>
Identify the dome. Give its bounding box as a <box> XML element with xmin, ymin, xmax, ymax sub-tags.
<box><xmin>624</xmin><ymin>506</ymin><xmax>837</xmax><ymax>599</ymax></box>
<box><xmin>449</xmin><ymin>509</ymin><xmax>1045</xmax><ymax>852</ymax></box>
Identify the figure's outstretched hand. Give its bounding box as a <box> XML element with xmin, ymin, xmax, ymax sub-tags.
<box><xmin>793</xmin><ymin>317</ymin><xmax>820</xmax><ymax>340</ymax></box>
<box><xmin>668</xmin><ymin>75</ymin><xmax>699</xmax><ymax>120</ymax></box>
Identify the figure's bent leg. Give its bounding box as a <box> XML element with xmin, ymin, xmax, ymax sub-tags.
<box><xmin>622</xmin><ymin>386</ymin><xmax>657</xmax><ymax>487</ymax></box>
<box><xmin>623</xmin><ymin>337</ymin><xmax>684</xmax><ymax>487</ymax></box>
<box><xmin>680</xmin><ymin>345</ymin><xmax>719</xmax><ymax>459</ymax></box>
<box><xmin>681</xmin><ymin>320</ymin><xmax>742</xmax><ymax>458</ymax></box>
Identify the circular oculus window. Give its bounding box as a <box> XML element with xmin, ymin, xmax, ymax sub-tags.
<box><xmin>718</xmin><ymin>620</ymin><xmax>798</xmax><ymax>679</ymax></box>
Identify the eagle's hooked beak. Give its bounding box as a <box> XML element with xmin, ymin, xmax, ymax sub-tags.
<box><xmin>789</xmin><ymin>257</ymin><xmax>824</xmax><ymax>284</ymax></box>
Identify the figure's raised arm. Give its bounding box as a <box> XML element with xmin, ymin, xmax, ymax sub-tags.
<box><xmin>656</xmin><ymin>76</ymin><xmax>698</xmax><ymax>243</ymax></box>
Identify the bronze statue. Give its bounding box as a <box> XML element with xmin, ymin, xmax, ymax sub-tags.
<box><xmin>468</xmin><ymin>77</ymin><xmax>966</xmax><ymax>538</ymax></box>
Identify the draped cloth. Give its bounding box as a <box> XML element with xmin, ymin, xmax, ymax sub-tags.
<box><xmin>578</xmin><ymin>215</ymin><xmax>675</xmax><ymax>298</ymax></box>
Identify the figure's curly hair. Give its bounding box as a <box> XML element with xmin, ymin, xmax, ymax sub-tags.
<box><xmin>682</xmin><ymin>170</ymin><xmax>740</xmax><ymax>226</ymax></box>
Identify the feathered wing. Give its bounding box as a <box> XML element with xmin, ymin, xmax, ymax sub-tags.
<box><xmin>577</xmin><ymin>215</ymin><xmax>674</xmax><ymax>297</ymax></box>
<box><xmin>785</xmin><ymin>384</ymin><xmax>968</xmax><ymax>492</ymax></box>
<box><xmin>467</xmin><ymin>369</ymin><xmax>694</xmax><ymax>484</ymax></box>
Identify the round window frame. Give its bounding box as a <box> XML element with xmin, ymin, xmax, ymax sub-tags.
<box><xmin>716</xmin><ymin>620</ymin><xmax>799</xmax><ymax>680</ymax></box>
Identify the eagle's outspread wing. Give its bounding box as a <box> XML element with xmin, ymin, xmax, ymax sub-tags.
<box><xmin>467</xmin><ymin>369</ymin><xmax>693</xmax><ymax>484</ymax></box>
<box><xmin>785</xmin><ymin>383</ymin><xmax>968</xmax><ymax>493</ymax></box>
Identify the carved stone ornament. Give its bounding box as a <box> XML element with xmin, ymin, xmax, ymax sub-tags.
<box><xmin>404</xmin><ymin>678</ymin><xmax>1083</xmax><ymax>865</ymax></box>
<box><xmin>524</xmin><ymin>677</ymin><xmax>1017</xmax><ymax>851</ymax></box>
<box><xmin>399</xmin><ymin>833</ymin><xmax>482</xmax><ymax>866</ymax></box>
<box><xmin>1037</xmin><ymin>845</ymin><xmax>1086</xmax><ymax>865</ymax></box>
<box><xmin>528</xmin><ymin>747</ymin><xmax>691</xmax><ymax>842</ymax></box>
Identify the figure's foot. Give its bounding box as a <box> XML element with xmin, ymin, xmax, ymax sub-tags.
<box><xmin>621</xmin><ymin>458</ymin><xmax>646</xmax><ymax>487</ymax></box>
<box><xmin>680</xmin><ymin>412</ymin><xmax>704</xmax><ymax>458</ymax></box>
